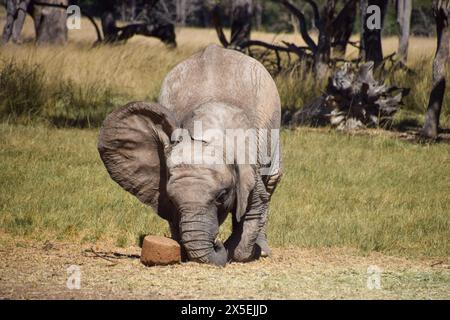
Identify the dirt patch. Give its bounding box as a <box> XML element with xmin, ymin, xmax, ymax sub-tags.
<box><xmin>0</xmin><ymin>235</ymin><xmax>448</xmax><ymax>299</ymax></box>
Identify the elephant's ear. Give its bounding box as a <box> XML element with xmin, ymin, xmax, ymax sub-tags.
<box><xmin>97</xmin><ymin>102</ymin><xmax>178</xmax><ymax>217</ymax></box>
<box><xmin>235</xmin><ymin>164</ymin><xmax>256</xmax><ymax>223</ymax></box>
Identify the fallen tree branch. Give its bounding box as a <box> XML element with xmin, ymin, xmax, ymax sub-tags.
<box><xmin>84</xmin><ymin>247</ymin><xmax>118</xmax><ymax>265</ymax></box>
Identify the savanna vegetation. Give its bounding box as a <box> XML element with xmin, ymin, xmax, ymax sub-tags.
<box><xmin>0</xmin><ymin>2</ymin><xmax>449</xmax><ymax>299</ymax></box>
<box><xmin>0</xmin><ymin>9</ymin><xmax>449</xmax><ymax>256</ymax></box>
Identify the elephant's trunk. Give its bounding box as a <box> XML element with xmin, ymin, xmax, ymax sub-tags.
<box><xmin>179</xmin><ymin>206</ymin><xmax>227</xmax><ymax>267</ymax></box>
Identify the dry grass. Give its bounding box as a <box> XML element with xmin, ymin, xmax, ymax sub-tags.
<box><xmin>1</xmin><ymin>14</ymin><xmax>448</xmax><ymax>127</ymax></box>
<box><xmin>5</xmin><ymin>9</ymin><xmax>438</xmax><ymax>59</ymax></box>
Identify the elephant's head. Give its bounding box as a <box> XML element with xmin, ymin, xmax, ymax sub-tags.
<box><xmin>97</xmin><ymin>102</ymin><xmax>255</xmax><ymax>266</ymax></box>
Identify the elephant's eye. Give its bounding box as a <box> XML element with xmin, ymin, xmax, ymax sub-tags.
<box><xmin>215</xmin><ymin>189</ymin><xmax>229</xmax><ymax>204</ymax></box>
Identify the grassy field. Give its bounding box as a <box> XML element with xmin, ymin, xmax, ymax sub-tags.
<box><xmin>0</xmin><ymin>10</ymin><xmax>449</xmax><ymax>299</ymax></box>
<box><xmin>1</xmin><ymin>124</ymin><xmax>449</xmax><ymax>299</ymax></box>
<box><xmin>1</xmin><ymin>124</ymin><xmax>449</xmax><ymax>258</ymax></box>
<box><xmin>0</xmin><ymin>12</ymin><xmax>449</xmax><ymax>257</ymax></box>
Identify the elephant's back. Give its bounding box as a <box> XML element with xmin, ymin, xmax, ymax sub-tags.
<box><xmin>158</xmin><ymin>44</ymin><xmax>281</xmax><ymax>130</ymax></box>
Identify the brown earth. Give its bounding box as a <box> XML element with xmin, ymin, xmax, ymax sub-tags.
<box><xmin>0</xmin><ymin>234</ymin><xmax>449</xmax><ymax>300</ymax></box>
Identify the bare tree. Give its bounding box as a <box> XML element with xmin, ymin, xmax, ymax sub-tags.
<box><xmin>32</xmin><ymin>0</ymin><xmax>69</xmax><ymax>45</ymax></box>
<box><xmin>331</xmin><ymin>0</ymin><xmax>357</xmax><ymax>58</ymax></box>
<box><xmin>230</xmin><ymin>0</ymin><xmax>253</xmax><ymax>48</ymax></box>
<box><xmin>396</xmin><ymin>0</ymin><xmax>412</xmax><ymax>64</ymax></box>
<box><xmin>12</xmin><ymin>0</ymin><xmax>31</xmax><ymax>44</ymax></box>
<box><xmin>2</xmin><ymin>0</ymin><xmax>32</xmax><ymax>44</ymax></box>
<box><xmin>360</xmin><ymin>0</ymin><xmax>388</xmax><ymax>67</ymax></box>
<box><xmin>154</xmin><ymin>0</ymin><xmax>202</xmax><ymax>27</ymax></box>
<box><xmin>254</xmin><ymin>0</ymin><xmax>262</xmax><ymax>30</ymax></box>
<box><xmin>422</xmin><ymin>0</ymin><xmax>449</xmax><ymax>139</ymax></box>
<box><xmin>212</xmin><ymin>0</ymin><xmax>253</xmax><ymax>49</ymax></box>
<box><xmin>311</xmin><ymin>0</ymin><xmax>336</xmax><ymax>78</ymax></box>
<box><xmin>211</xmin><ymin>0</ymin><xmax>358</xmax><ymax>77</ymax></box>
<box><xmin>120</xmin><ymin>0</ymin><xmax>137</xmax><ymax>21</ymax></box>
<box><xmin>1</xmin><ymin>0</ymin><xmax>175</xmax><ymax>46</ymax></box>
<box><xmin>1</xmin><ymin>0</ymin><xmax>16</xmax><ymax>44</ymax></box>
<box><xmin>175</xmin><ymin>0</ymin><xmax>187</xmax><ymax>26</ymax></box>
<box><xmin>2</xmin><ymin>0</ymin><xmax>69</xmax><ymax>45</ymax></box>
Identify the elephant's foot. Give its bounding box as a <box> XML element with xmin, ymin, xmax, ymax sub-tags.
<box><xmin>256</xmin><ymin>233</ymin><xmax>271</xmax><ymax>257</ymax></box>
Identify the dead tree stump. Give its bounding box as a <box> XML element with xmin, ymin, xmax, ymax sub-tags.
<box><xmin>288</xmin><ymin>62</ymin><xmax>410</xmax><ymax>130</ymax></box>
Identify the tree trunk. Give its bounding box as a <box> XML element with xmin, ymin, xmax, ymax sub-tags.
<box><xmin>360</xmin><ymin>0</ymin><xmax>367</xmax><ymax>59</ymax></box>
<box><xmin>202</xmin><ymin>0</ymin><xmax>215</xmax><ymax>27</ymax></box>
<box><xmin>290</xmin><ymin>13</ymin><xmax>299</xmax><ymax>34</ymax></box>
<box><xmin>11</xmin><ymin>0</ymin><xmax>31</xmax><ymax>44</ymax></box>
<box><xmin>396</xmin><ymin>0</ymin><xmax>412</xmax><ymax>64</ymax></box>
<box><xmin>230</xmin><ymin>0</ymin><xmax>253</xmax><ymax>48</ymax></box>
<box><xmin>101</xmin><ymin>11</ymin><xmax>118</xmax><ymax>43</ymax></box>
<box><xmin>361</xmin><ymin>0</ymin><xmax>388</xmax><ymax>67</ymax></box>
<box><xmin>331</xmin><ymin>0</ymin><xmax>357</xmax><ymax>58</ymax></box>
<box><xmin>33</xmin><ymin>0</ymin><xmax>68</xmax><ymax>45</ymax></box>
<box><xmin>1</xmin><ymin>0</ymin><xmax>30</xmax><ymax>44</ymax></box>
<box><xmin>1</xmin><ymin>0</ymin><xmax>17</xmax><ymax>44</ymax></box>
<box><xmin>314</xmin><ymin>0</ymin><xmax>336</xmax><ymax>79</ymax></box>
<box><xmin>130</xmin><ymin>0</ymin><xmax>136</xmax><ymax>20</ymax></box>
<box><xmin>255</xmin><ymin>1</ymin><xmax>262</xmax><ymax>30</ymax></box>
<box><xmin>121</xmin><ymin>1</ymin><xmax>126</xmax><ymax>21</ymax></box>
<box><xmin>422</xmin><ymin>0</ymin><xmax>449</xmax><ymax>139</ymax></box>
<box><xmin>176</xmin><ymin>0</ymin><xmax>187</xmax><ymax>26</ymax></box>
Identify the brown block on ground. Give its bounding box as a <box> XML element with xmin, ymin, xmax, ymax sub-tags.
<box><xmin>140</xmin><ymin>235</ymin><xmax>181</xmax><ymax>266</ymax></box>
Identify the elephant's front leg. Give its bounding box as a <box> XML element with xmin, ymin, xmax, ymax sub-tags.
<box><xmin>225</xmin><ymin>187</ymin><xmax>269</xmax><ymax>262</ymax></box>
<box><xmin>255</xmin><ymin>208</ymin><xmax>271</xmax><ymax>257</ymax></box>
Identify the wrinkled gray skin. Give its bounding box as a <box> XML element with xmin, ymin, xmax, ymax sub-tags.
<box><xmin>98</xmin><ymin>45</ymin><xmax>282</xmax><ymax>266</ymax></box>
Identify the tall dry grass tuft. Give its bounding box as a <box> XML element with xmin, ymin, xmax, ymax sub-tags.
<box><xmin>0</xmin><ymin>57</ymin><xmax>123</xmax><ymax>127</ymax></box>
<box><xmin>0</xmin><ymin>60</ymin><xmax>47</xmax><ymax>123</ymax></box>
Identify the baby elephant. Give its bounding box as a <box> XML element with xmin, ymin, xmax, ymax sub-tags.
<box><xmin>98</xmin><ymin>44</ymin><xmax>282</xmax><ymax>266</ymax></box>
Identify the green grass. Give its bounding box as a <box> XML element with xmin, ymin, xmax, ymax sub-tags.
<box><xmin>272</xmin><ymin>129</ymin><xmax>450</xmax><ymax>257</ymax></box>
<box><xmin>1</xmin><ymin>124</ymin><xmax>448</xmax><ymax>257</ymax></box>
